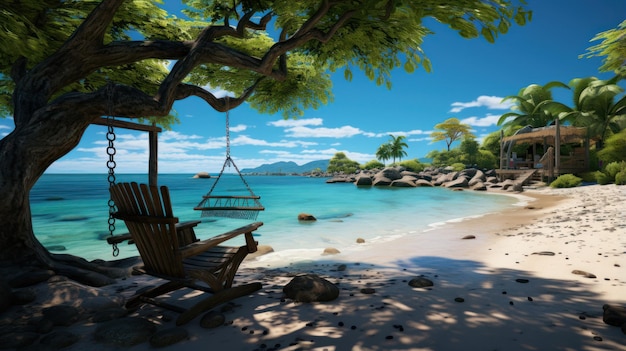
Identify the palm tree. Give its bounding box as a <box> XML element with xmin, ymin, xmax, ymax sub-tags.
<box><xmin>389</xmin><ymin>135</ymin><xmax>409</xmax><ymax>163</ymax></box>
<box><xmin>540</xmin><ymin>76</ymin><xmax>626</xmax><ymax>149</ymax></box>
<box><xmin>497</xmin><ymin>81</ymin><xmax>569</xmax><ymax>130</ymax></box>
<box><xmin>375</xmin><ymin>143</ymin><xmax>392</xmax><ymax>165</ymax></box>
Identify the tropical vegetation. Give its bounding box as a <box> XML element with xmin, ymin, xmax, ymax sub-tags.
<box><xmin>430</xmin><ymin>118</ymin><xmax>475</xmax><ymax>151</ymax></box>
<box><xmin>0</xmin><ymin>0</ymin><xmax>533</xmax><ymax>276</ymax></box>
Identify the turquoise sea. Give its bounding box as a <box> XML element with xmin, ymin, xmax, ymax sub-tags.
<box><xmin>31</xmin><ymin>173</ymin><xmax>519</xmax><ymax>263</ymax></box>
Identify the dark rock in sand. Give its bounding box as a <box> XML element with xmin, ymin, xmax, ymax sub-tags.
<box><xmin>283</xmin><ymin>274</ymin><xmax>339</xmax><ymax>302</ymax></box>
<box><xmin>408</xmin><ymin>277</ymin><xmax>434</xmax><ymax>288</ymax></box>
<box><xmin>200</xmin><ymin>311</ymin><xmax>226</xmax><ymax>329</ymax></box>
<box><xmin>298</xmin><ymin>213</ymin><xmax>317</xmax><ymax>221</ymax></box>
<box><xmin>149</xmin><ymin>327</ymin><xmax>189</xmax><ymax>347</ymax></box>
<box><xmin>454</xmin><ymin>297</ymin><xmax>465</xmax><ymax>303</ymax></box>
<box><xmin>356</xmin><ymin>238</ymin><xmax>365</xmax><ymax>243</ymax></box>
<box><xmin>603</xmin><ymin>304</ymin><xmax>626</xmax><ymax>327</ymax></box>
<box><xmin>322</xmin><ymin>247</ymin><xmax>340</xmax><ymax>255</ymax></box>
<box><xmin>94</xmin><ymin>317</ymin><xmax>157</xmax><ymax>347</ymax></box>
<box><xmin>572</xmin><ymin>270</ymin><xmax>596</xmax><ymax>278</ymax></box>
<box><xmin>361</xmin><ymin>288</ymin><xmax>376</xmax><ymax>294</ymax></box>
<box><xmin>532</xmin><ymin>251</ymin><xmax>556</xmax><ymax>256</ymax></box>
<box><xmin>40</xmin><ymin>330</ymin><xmax>80</xmax><ymax>349</ymax></box>
<box><xmin>515</xmin><ymin>278</ymin><xmax>530</xmax><ymax>284</ymax></box>
<box><xmin>42</xmin><ymin>305</ymin><xmax>81</xmax><ymax>326</ymax></box>
<box><xmin>462</xmin><ymin>235</ymin><xmax>476</xmax><ymax>240</ymax></box>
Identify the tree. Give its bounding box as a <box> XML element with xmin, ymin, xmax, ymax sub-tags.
<box><xmin>540</xmin><ymin>77</ymin><xmax>626</xmax><ymax>149</ymax></box>
<box><xmin>459</xmin><ymin>137</ymin><xmax>479</xmax><ymax>165</ymax></box>
<box><xmin>388</xmin><ymin>134</ymin><xmax>408</xmax><ymax>163</ymax></box>
<box><xmin>496</xmin><ymin>81</ymin><xmax>569</xmax><ymax>130</ymax></box>
<box><xmin>581</xmin><ymin>20</ymin><xmax>626</xmax><ymax>77</ymax></box>
<box><xmin>0</xmin><ymin>0</ymin><xmax>531</xmax><ymax>281</ymax></box>
<box><xmin>375</xmin><ymin>142</ymin><xmax>392</xmax><ymax>165</ymax></box>
<box><xmin>430</xmin><ymin>118</ymin><xmax>474</xmax><ymax>151</ymax></box>
<box><xmin>327</xmin><ymin>152</ymin><xmax>360</xmax><ymax>174</ymax></box>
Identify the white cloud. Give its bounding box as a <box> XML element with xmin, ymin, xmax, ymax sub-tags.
<box><xmin>460</xmin><ymin>114</ymin><xmax>502</xmax><ymax>127</ymax></box>
<box><xmin>229</xmin><ymin>124</ymin><xmax>247</xmax><ymax>132</ymax></box>
<box><xmin>449</xmin><ymin>95</ymin><xmax>513</xmax><ymax>113</ymax></box>
<box><xmin>284</xmin><ymin>125</ymin><xmax>363</xmax><ymax>138</ymax></box>
<box><xmin>364</xmin><ymin>129</ymin><xmax>431</xmax><ymax>138</ymax></box>
<box><xmin>268</xmin><ymin>118</ymin><xmax>323</xmax><ymax>127</ymax></box>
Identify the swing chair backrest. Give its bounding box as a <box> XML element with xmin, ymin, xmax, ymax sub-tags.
<box><xmin>110</xmin><ymin>182</ymin><xmax>186</xmax><ymax>278</ymax></box>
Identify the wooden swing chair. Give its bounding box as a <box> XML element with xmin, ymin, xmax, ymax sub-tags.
<box><xmin>101</xmin><ymin>96</ymin><xmax>263</xmax><ymax>326</ymax></box>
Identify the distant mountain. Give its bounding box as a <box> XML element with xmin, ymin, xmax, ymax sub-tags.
<box><xmin>241</xmin><ymin>160</ymin><xmax>329</xmax><ymax>174</ymax></box>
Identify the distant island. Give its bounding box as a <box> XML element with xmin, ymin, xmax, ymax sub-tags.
<box><xmin>240</xmin><ymin>160</ymin><xmax>329</xmax><ymax>175</ymax></box>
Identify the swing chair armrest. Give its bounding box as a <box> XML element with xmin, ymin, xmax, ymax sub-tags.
<box><xmin>176</xmin><ymin>220</ymin><xmax>202</xmax><ymax>230</ymax></box>
<box><xmin>179</xmin><ymin>222</ymin><xmax>263</xmax><ymax>258</ymax></box>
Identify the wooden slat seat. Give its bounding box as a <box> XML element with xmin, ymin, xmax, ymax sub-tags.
<box><xmin>110</xmin><ymin>182</ymin><xmax>263</xmax><ymax>325</ymax></box>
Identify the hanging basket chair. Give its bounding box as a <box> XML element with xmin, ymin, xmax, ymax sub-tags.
<box><xmin>194</xmin><ymin>101</ymin><xmax>264</xmax><ymax>220</ymax></box>
<box><xmin>194</xmin><ymin>157</ymin><xmax>264</xmax><ymax>220</ymax></box>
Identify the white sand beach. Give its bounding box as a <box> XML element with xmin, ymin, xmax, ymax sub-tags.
<box><xmin>4</xmin><ymin>184</ymin><xmax>625</xmax><ymax>351</ymax></box>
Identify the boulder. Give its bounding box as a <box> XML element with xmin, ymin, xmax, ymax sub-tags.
<box><xmin>603</xmin><ymin>304</ymin><xmax>626</xmax><ymax>327</ymax></box>
<box><xmin>391</xmin><ymin>176</ymin><xmax>417</xmax><ymax>187</ymax></box>
<box><xmin>193</xmin><ymin>172</ymin><xmax>211</xmax><ymax>179</ymax></box>
<box><xmin>444</xmin><ymin>176</ymin><xmax>469</xmax><ymax>189</ymax></box>
<box><xmin>372</xmin><ymin>175</ymin><xmax>392</xmax><ymax>186</ymax></box>
<box><xmin>354</xmin><ymin>174</ymin><xmax>373</xmax><ymax>186</ymax></box>
<box><xmin>471</xmin><ymin>182</ymin><xmax>487</xmax><ymax>191</ymax></box>
<box><xmin>298</xmin><ymin>213</ymin><xmax>317</xmax><ymax>221</ymax></box>
<box><xmin>415</xmin><ymin>179</ymin><xmax>434</xmax><ymax>187</ymax></box>
<box><xmin>377</xmin><ymin>167</ymin><xmax>403</xmax><ymax>181</ymax></box>
<box><xmin>283</xmin><ymin>274</ymin><xmax>340</xmax><ymax>302</ymax></box>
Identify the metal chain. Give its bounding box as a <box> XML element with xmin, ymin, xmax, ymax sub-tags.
<box><xmin>105</xmin><ymin>84</ymin><xmax>119</xmax><ymax>257</ymax></box>
<box><xmin>204</xmin><ymin>96</ymin><xmax>256</xmax><ymax>197</ymax></box>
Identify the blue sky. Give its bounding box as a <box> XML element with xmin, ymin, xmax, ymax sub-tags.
<box><xmin>2</xmin><ymin>1</ymin><xmax>625</xmax><ymax>174</ymax></box>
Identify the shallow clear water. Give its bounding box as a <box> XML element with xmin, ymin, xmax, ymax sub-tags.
<box><xmin>31</xmin><ymin>173</ymin><xmax>518</xmax><ymax>262</ymax></box>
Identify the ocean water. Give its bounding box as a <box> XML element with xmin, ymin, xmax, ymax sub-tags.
<box><xmin>31</xmin><ymin>173</ymin><xmax>519</xmax><ymax>263</ymax></box>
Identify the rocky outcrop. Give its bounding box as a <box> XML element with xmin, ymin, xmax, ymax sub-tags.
<box><xmin>327</xmin><ymin>166</ymin><xmax>531</xmax><ymax>192</ymax></box>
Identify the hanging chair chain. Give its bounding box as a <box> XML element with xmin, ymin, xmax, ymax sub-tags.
<box><xmin>204</xmin><ymin>96</ymin><xmax>256</xmax><ymax>197</ymax></box>
<box><xmin>105</xmin><ymin>83</ymin><xmax>119</xmax><ymax>257</ymax></box>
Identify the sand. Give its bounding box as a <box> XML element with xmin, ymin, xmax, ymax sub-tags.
<box><xmin>7</xmin><ymin>184</ymin><xmax>626</xmax><ymax>350</ymax></box>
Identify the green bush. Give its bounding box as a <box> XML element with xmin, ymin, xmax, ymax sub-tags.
<box><xmin>579</xmin><ymin>171</ymin><xmax>600</xmax><ymax>183</ymax></box>
<box><xmin>550</xmin><ymin>174</ymin><xmax>582</xmax><ymax>188</ymax></box>
<box><xmin>604</xmin><ymin>161</ymin><xmax>626</xmax><ymax>179</ymax></box>
<box><xmin>616</xmin><ymin>170</ymin><xmax>626</xmax><ymax>185</ymax></box>
<box><xmin>450</xmin><ymin>163</ymin><xmax>466</xmax><ymax>171</ymax></box>
<box><xmin>361</xmin><ymin>159</ymin><xmax>385</xmax><ymax>170</ymax></box>
<box><xmin>598</xmin><ymin>129</ymin><xmax>626</xmax><ymax>164</ymax></box>
<box><xmin>397</xmin><ymin>159</ymin><xmax>425</xmax><ymax>172</ymax></box>
<box><xmin>596</xmin><ymin>171</ymin><xmax>612</xmax><ymax>185</ymax></box>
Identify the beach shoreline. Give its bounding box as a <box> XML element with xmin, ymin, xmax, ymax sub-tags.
<box><xmin>4</xmin><ymin>184</ymin><xmax>625</xmax><ymax>350</ymax></box>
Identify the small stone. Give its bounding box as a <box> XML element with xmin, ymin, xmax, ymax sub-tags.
<box><xmin>322</xmin><ymin>247</ymin><xmax>340</xmax><ymax>255</ymax></box>
<box><xmin>461</xmin><ymin>235</ymin><xmax>476</xmax><ymax>240</ymax></box>
<box><xmin>39</xmin><ymin>330</ymin><xmax>80</xmax><ymax>349</ymax></box>
<box><xmin>515</xmin><ymin>278</ymin><xmax>529</xmax><ymax>284</ymax></box>
<box><xmin>532</xmin><ymin>251</ymin><xmax>555</xmax><ymax>256</ymax></box>
<box><xmin>356</xmin><ymin>238</ymin><xmax>365</xmax><ymax>244</ymax></box>
<box><xmin>454</xmin><ymin>297</ymin><xmax>465</xmax><ymax>303</ymax></box>
<box><xmin>360</xmin><ymin>288</ymin><xmax>376</xmax><ymax>294</ymax></box>
<box><xmin>572</xmin><ymin>270</ymin><xmax>596</xmax><ymax>278</ymax></box>
<box><xmin>42</xmin><ymin>305</ymin><xmax>81</xmax><ymax>326</ymax></box>
<box><xmin>200</xmin><ymin>311</ymin><xmax>226</xmax><ymax>329</ymax></box>
<box><xmin>408</xmin><ymin>277</ymin><xmax>434</xmax><ymax>288</ymax></box>
<box><xmin>94</xmin><ymin>317</ymin><xmax>157</xmax><ymax>347</ymax></box>
<box><xmin>149</xmin><ymin>327</ymin><xmax>189</xmax><ymax>348</ymax></box>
